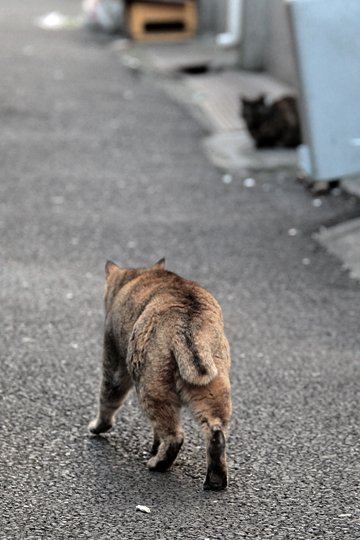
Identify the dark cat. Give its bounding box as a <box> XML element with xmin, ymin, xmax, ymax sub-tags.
<box><xmin>241</xmin><ymin>95</ymin><xmax>302</xmax><ymax>148</ymax></box>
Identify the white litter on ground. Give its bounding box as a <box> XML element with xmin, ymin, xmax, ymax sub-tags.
<box><xmin>35</xmin><ymin>12</ymin><xmax>82</xmax><ymax>31</ymax></box>
<box><xmin>136</xmin><ymin>505</ymin><xmax>151</xmax><ymax>514</ymax></box>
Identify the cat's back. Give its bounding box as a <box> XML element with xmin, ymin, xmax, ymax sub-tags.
<box><xmin>124</xmin><ymin>269</ymin><xmax>221</xmax><ymax>323</ymax></box>
<box><xmin>274</xmin><ymin>96</ymin><xmax>298</xmax><ymax>122</ymax></box>
<box><xmin>126</xmin><ymin>269</ymin><xmax>229</xmax><ymax>384</ymax></box>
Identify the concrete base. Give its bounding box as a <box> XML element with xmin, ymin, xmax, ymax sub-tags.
<box><xmin>183</xmin><ymin>69</ymin><xmax>295</xmax><ymax>132</ymax></box>
<box><xmin>315</xmin><ymin>218</ymin><xmax>360</xmax><ymax>281</ymax></box>
<box><xmin>115</xmin><ymin>36</ymin><xmax>238</xmax><ymax>73</ymax></box>
<box><xmin>203</xmin><ymin>131</ymin><xmax>297</xmax><ymax>171</ymax></box>
<box><xmin>343</xmin><ymin>177</ymin><xmax>360</xmax><ymax>199</ymax></box>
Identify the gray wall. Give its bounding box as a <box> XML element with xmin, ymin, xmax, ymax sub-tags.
<box><xmin>239</xmin><ymin>0</ymin><xmax>269</xmax><ymax>70</ymax></box>
<box><xmin>197</xmin><ymin>0</ymin><xmax>227</xmax><ymax>35</ymax></box>
<box><xmin>239</xmin><ymin>0</ymin><xmax>298</xmax><ymax>87</ymax></box>
<box><xmin>265</xmin><ymin>0</ymin><xmax>298</xmax><ymax>86</ymax></box>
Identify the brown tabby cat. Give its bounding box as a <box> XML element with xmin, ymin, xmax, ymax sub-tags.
<box><xmin>241</xmin><ymin>94</ymin><xmax>302</xmax><ymax>148</ymax></box>
<box><xmin>89</xmin><ymin>259</ymin><xmax>232</xmax><ymax>490</ymax></box>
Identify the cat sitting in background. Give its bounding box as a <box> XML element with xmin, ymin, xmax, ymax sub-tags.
<box><xmin>241</xmin><ymin>95</ymin><xmax>302</xmax><ymax>149</ymax></box>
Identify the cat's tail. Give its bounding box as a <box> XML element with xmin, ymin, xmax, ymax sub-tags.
<box><xmin>172</xmin><ymin>332</ymin><xmax>218</xmax><ymax>386</ymax></box>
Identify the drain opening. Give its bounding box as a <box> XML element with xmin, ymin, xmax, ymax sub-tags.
<box><xmin>144</xmin><ymin>21</ymin><xmax>185</xmax><ymax>33</ymax></box>
<box><xmin>179</xmin><ymin>64</ymin><xmax>210</xmax><ymax>75</ymax></box>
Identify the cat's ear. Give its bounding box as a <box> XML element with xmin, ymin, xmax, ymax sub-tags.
<box><xmin>105</xmin><ymin>260</ymin><xmax>120</xmax><ymax>278</ymax></box>
<box><xmin>152</xmin><ymin>257</ymin><xmax>166</xmax><ymax>270</ymax></box>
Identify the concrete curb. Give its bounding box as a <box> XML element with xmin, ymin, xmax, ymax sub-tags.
<box><xmin>203</xmin><ymin>131</ymin><xmax>297</xmax><ymax>172</ymax></box>
<box><xmin>342</xmin><ymin>177</ymin><xmax>360</xmax><ymax>200</ymax></box>
<box><xmin>314</xmin><ymin>217</ymin><xmax>360</xmax><ymax>281</ymax></box>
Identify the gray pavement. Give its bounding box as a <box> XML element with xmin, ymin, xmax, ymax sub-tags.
<box><xmin>1</xmin><ymin>1</ymin><xmax>360</xmax><ymax>539</ymax></box>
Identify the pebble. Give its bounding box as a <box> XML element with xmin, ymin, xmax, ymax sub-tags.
<box><xmin>122</xmin><ymin>90</ymin><xmax>133</xmax><ymax>101</ymax></box>
<box><xmin>222</xmin><ymin>174</ymin><xmax>233</xmax><ymax>184</ymax></box>
<box><xmin>312</xmin><ymin>198</ymin><xmax>322</xmax><ymax>207</ymax></box>
<box><xmin>53</xmin><ymin>69</ymin><xmax>64</xmax><ymax>81</ymax></box>
<box><xmin>243</xmin><ymin>177</ymin><xmax>256</xmax><ymax>188</ymax></box>
<box><xmin>51</xmin><ymin>195</ymin><xmax>64</xmax><ymax>205</ymax></box>
<box><xmin>22</xmin><ymin>45</ymin><xmax>34</xmax><ymax>56</ymax></box>
<box><xmin>21</xmin><ymin>337</ymin><xmax>35</xmax><ymax>344</ymax></box>
<box><xmin>123</xmin><ymin>55</ymin><xmax>141</xmax><ymax>70</ymax></box>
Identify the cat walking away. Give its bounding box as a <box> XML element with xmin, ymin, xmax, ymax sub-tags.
<box><xmin>89</xmin><ymin>259</ymin><xmax>232</xmax><ymax>490</ymax></box>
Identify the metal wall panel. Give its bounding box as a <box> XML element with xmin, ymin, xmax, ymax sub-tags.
<box><xmin>288</xmin><ymin>0</ymin><xmax>360</xmax><ymax>180</ymax></box>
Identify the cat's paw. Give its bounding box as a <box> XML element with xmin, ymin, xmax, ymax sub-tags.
<box><xmin>147</xmin><ymin>456</ymin><xmax>162</xmax><ymax>471</ymax></box>
<box><xmin>203</xmin><ymin>469</ymin><xmax>228</xmax><ymax>491</ymax></box>
<box><xmin>88</xmin><ymin>418</ymin><xmax>113</xmax><ymax>435</ymax></box>
<box><xmin>147</xmin><ymin>456</ymin><xmax>171</xmax><ymax>472</ymax></box>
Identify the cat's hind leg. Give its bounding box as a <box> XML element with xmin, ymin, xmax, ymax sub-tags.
<box><xmin>187</xmin><ymin>375</ymin><xmax>231</xmax><ymax>490</ymax></box>
<box><xmin>140</xmin><ymin>385</ymin><xmax>184</xmax><ymax>472</ymax></box>
<box><xmin>89</xmin><ymin>334</ymin><xmax>133</xmax><ymax>434</ymax></box>
<box><xmin>150</xmin><ymin>430</ymin><xmax>161</xmax><ymax>456</ymax></box>
<box><xmin>203</xmin><ymin>423</ymin><xmax>228</xmax><ymax>491</ymax></box>
<box><xmin>147</xmin><ymin>421</ymin><xmax>184</xmax><ymax>472</ymax></box>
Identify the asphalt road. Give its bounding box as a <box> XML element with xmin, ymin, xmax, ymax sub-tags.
<box><xmin>1</xmin><ymin>1</ymin><xmax>359</xmax><ymax>539</ymax></box>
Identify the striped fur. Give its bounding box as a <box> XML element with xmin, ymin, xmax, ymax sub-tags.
<box><xmin>89</xmin><ymin>259</ymin><xmax>232</xmax><ymax>490</ymax></box>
